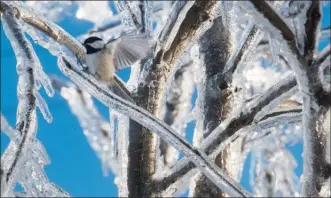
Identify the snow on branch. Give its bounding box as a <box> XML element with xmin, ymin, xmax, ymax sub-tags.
<box><xmin>57</xmin><ymin>56</ymin><xmax>251</xmax><ymax>197</ymax></box>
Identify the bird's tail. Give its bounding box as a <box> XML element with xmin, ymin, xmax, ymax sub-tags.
<box><xmin>108</xmin><ymin>76</ymin><xmax>135</xmax><ymax>104</ymax></box>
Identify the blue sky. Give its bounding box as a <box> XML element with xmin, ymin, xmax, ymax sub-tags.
<box><xmin>1</xmin><ymin>2</ymin><xmax>330</xmax><ymax>197</ymax></box>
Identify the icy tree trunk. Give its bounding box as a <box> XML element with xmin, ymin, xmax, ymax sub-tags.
<box><xmin>124</xmin><ymin>1</ymin><xmax>220</xmax><ymax>197</ymax></box>
<box><xmin>189</xmin><ymin>16</ymin><xmax>234</xmax><ymax>197</ymax></box>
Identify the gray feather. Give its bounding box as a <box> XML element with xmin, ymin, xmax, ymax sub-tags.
<box><xmin>105</xmin><ymin>32</ymin><xmax>151</xmax><ymax>70</ymax></box>
<box><xmin>108</xmin><ymin>76</ymin><xmax>135</xmax><ymax>104</ymax></box>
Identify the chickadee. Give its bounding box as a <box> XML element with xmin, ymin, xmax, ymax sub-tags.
<box><xmin>83</xmin><ymin>32</ymin><xmax>151</xmax><ymax>103</ymax></box>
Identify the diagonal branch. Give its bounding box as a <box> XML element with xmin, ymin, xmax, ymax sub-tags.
<box><xmin>152</xmin><ymin>75</ymin><xmax>298</xmax><ymax>194</ymax></box>
<box><xmin>314</xmin><ymin>44</ymin><xmax>330</xmax><ymax>67</ymax></box>
<box><xmin>57</xmin><ymin>56</ymin><xmax>251</xmax><ymax>198</ymax></box>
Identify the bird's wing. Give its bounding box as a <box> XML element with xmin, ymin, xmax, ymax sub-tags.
<box><xmin>105</xmin><ymin>32</ymin><xmax>151</xmax><ymax>71</ymax></box>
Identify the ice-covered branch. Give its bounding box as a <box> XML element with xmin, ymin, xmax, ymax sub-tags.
<box><xmin>246</xmin><ymin>1</ymin><xmax>304</xmax><ymax>68</ymax></box>
<box><xmin>1</xmin><ymin>115</ymin><xmax>70</xmax><ymax>197</ymax></box>
<box><xmin>189</xmin><ymin>14</ymin><xmax>244</xmax><ymax>197</ymax></box>
<box><xmin>248</xmin><ymin>1</ymin><xmax>295</xmax><ymax>43</ymax></box>
<box><xmin>0</xmin><ymin>1</ymin><xmax>85</xmax><ymax>61</ymax></box>
<box><xmin>57</xmin><ymin>56</ymin><xmax>251</xmax><ymax>197</ymax></box>
<box><xmin>1</xmin><ymin>7</ymin><xmax>37</xmax><ymax>196</ymax></box>
<box><xmin>122</xmin><ymin>1</ymin><xmax>219</xmax><ymax>196</ymax></box>
<box><xmin>304</xmin><ymin>1</ymin><xmax>321</xmax><ymax>64</ymax></box>
<box><xmin>0</xmin><ymin>1</ymin><xmax>133</xmax><ymax>100</ymax></box>
<box><xmin>116</xmin><ymin>1</ymin><xmax>141</xmax><ymax>30</ymax></box>
<box><xmin>152</xmin><ymin>75</ymin><xmax>298</xmax><ymax>195</ymax></box>
<box><xmin>314</xmin><ymin>44</ymin><xmax>330</xmax><ymax>67</ymax></box>
<box><xmin>244</xmin><ymin>2</ymin><xmax>329</xmax><ymax>195</ymax></box>
<box><xmin>220</xmin><ymin>25</ymin><xmax>263</xmax><ymax>89</ymax></box>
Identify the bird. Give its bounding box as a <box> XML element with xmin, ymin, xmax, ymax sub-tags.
<box><xmin>82</xmin><ymin>32</ymin><xmax>151</xmax><ymax>103</ymax></box>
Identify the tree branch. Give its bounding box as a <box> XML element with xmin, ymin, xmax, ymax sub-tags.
<box><xmin>128</xmin><ymin>1</ymin><xmax>219</xmax><ymax>196</ymax></box>
<box><xmin>152</xmin><ymin>75</ymin><xmax>298</xmax><ymax>194</ymax></box>
<box><xmin>189</xmin><ymin>15</ymin><xmax>234</xmax><ymax>197</ymax></box>
<box><xmin>58</xmin><ymin>56</ymin><xmax>251</xmax><ymax>197</ymax></box>
<box><xmin>314</xmin><ymin>44</ymin><xmax>330</xmax><ymax>67</ymax></box>
<box><xmin>304</xmin><ymin>1</ymin><xmax>322</xmax><ymax>64</ymax></box>
<box><xmin>247</xmin><ymin>1</ymin><xmax>330</xmax><ymax>196</ymax></box>
<box><xmin>1</xmin><ymin>7</ymin><xmax>37</xmax><ymax>196</ymax></box>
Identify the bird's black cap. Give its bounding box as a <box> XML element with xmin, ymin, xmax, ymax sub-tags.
<box><xmin>83</xmin><ymin>36</ymin><xmax>103</xmax><ymax>45</ymax></box>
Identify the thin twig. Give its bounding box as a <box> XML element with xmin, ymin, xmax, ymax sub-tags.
<box><xmin>313</xmin><ymin>44</ymin><xmax>330</xmax><ymax>67</ymax></box>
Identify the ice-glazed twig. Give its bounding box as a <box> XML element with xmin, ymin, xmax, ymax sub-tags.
<box><xmin>314</xmin><ymin>44</ymin><xmax>330</xmax><ymax>67</ymax></box>
<box><xmin>57</xmin><ymin>56</ymin><xmax>251</xmax><ymax>197</ymax></box>
<box><xmin>1</xmin><ymin>113</ymin><xmax>19</xmax><ymax>142</ymax></box>
<box><xmin>248</xmin><ymin>1</ymin><xmax>295</xmax><ymax>43</ymax></box>
<box><xmin>241</xmin><ymin>109</ymin><xmax>302</xmax><ymax>152</ymax></box>
<box><xmin>246</xmin><ymin>1</ymin><xmax>305</xmax><ymax>70</ymax></box>
<box><xmin>1</xmin><ymin>7</ymin><xmax>37</xmax><ymax>197</ymax></box>
<box><xmin>0</xmin><ymin>1</ymin><xmax>84</xmax><ymax>61</ymax></box>
<box><xmin>0</xmin><ymin>1</ymin><xmax>132</xmax><ymax>100</ymax></box>
<box><xmin>116</xmin><ymin>0</ymin><xmax>141</xmax><ymax>28</ymax></box>
<box><xmin>152</xmin><ymin>75</ymin><xmax>298</xmax><ymax>194</ymax></box>
<box><xmin>304</xmin><ymin>1</ymin><xmax>321</xmax><ymax>64</ymax></box>
<box><xmin>221</xmin><ymin>25</ymin><xmax>263</xmax><ymax>89</ymax></box>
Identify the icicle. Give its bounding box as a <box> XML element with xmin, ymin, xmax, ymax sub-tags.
<box><xmin>35</xmin><ymin>91</ymin><xmax>53</xmax><ymax>123</ymax></box>
<box><xmin>1</xmin><ymin>113</ymin><xmax>20</xmax><ymax>142</ymax></box>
